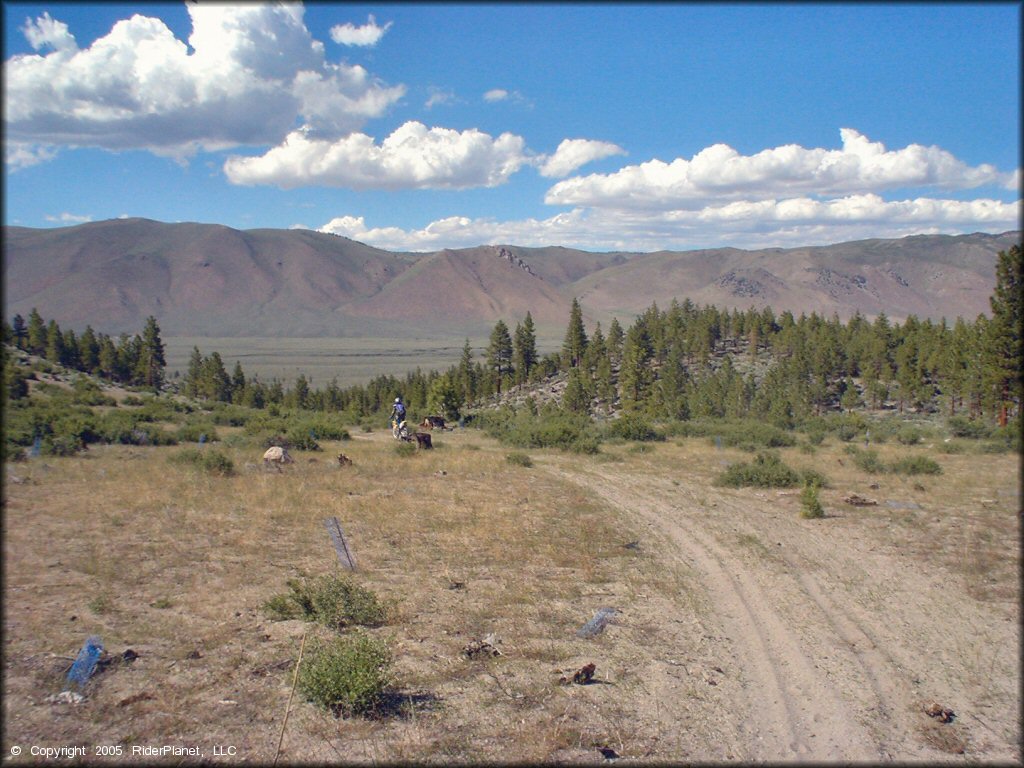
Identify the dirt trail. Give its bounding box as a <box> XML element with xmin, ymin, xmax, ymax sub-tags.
<box><xmin>544</xmin><ymin>459</ymin><xmax>1020</xmax><ymax>763</ymax></box>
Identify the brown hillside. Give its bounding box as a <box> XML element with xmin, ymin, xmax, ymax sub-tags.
<box><xmin>3</xmin><ymin>219</ymin><xmax>1019</xmax><ymax>338</ymax></box>
<box><xmin>572</xmin><ymin>232</ymin><xmax>1021</xmax><ymax>322</ymax></box>
<box><xmin>348</xmin><ymin>246</ymin><xmax>580</xmax><ymax>335</ymax></box>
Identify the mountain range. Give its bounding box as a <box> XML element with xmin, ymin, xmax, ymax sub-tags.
<box><xmin>3</xmin><ymin>218</ymin><xmax>1020</xmax><ymax>339</ymax></box>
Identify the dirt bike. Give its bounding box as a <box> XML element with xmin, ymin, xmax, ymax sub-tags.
<box><xmin>391</xmin><ymin>419</ymin><xmax>411</xmax><ymax>441</ymax></box>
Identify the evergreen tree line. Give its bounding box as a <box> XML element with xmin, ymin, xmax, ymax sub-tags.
<box><xmin>6</xmin><ymin>245</ymin><xmax>1019</xmax><ymax>428</ymax></box>
<box><xmin>4</xmin><ymin>309</ymin><xmax>166</xmax><ymax>390</ymax></box>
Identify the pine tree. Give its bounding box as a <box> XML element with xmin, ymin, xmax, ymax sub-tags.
<box><xmin>26</xmin><ymin>309</ymin><xmax>46</xmax><ymax>355</ymax></box>
<box><xmin>196</xmin><ymin>351</ymin><xmax>232</xmax><ymax>401</ymax></box>
<box><xmin>184</xmin><ymin>347</ymin><xmax>204</xmax><ymax>398</ymax></box>
<box><xmin>78</xmin><ymin>326</ymin><xmax>99</xmax><ymax>373</ymax></box>
<box><xmin>562</xmin><ymin>367</ymin><xmax>590</xmax><ymax>413</ymax></box>
<box><xmin>231</xmin><ymin>362</ymin><xmax>247</xmax><ymax>403</ymax></box>
<box><xmin>513</xmin><ymin>312</ymin><xmax>538</xmax><ymax>385</ymax></box>
<box><xmin>457</xmin><ymin>339</ymin><xmax>477</xmax><ymax>405</ymax></box>
<box><xmin>44</xmin><ymin>320</ymin><xmax>65</xmax><ymax>365</ymax></box>
<box><xmin>135</xmin><ymin>316</ymin><xmax>166</xmax><ymax>389</ymax></box>
<box><xmin>562</xmin><ymin>298</ymin><xmax>588</xmax><ymax>369</ymax></box>
<box><xmin>606</xmin><ymin>317</ymin><xmax>624</xmax><ymax>364</ymax></box>
<box><xmin>12</xmin><ymin>314</ymin><xmax>27</xmax><ymax>350</ymax></box>
<box><xmin>487</xmin><ymin>320</ymin><xmax>514</xmax><ymax>393</ymax></box>
<box><xmin>985</xmin><ymin>245</ymin><xmax>1023</xmax><ymax>426</ymax></box>
<box><xmin>619</xmin><ymin>323</ymin><xmax>652</xmax><ymax>412</ymax></box>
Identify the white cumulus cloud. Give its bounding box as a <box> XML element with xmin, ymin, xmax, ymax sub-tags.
<box><xmin>4</xmin><ymin>5</ymin><xmax>404</xmax><ymax>161</ymax></box>
<box><xmin>22</xmin><ymin>11</ymin><xmax>78</xmax><ymax>52</ymax></box>
<box><xmin>317</xmin><ymin>194</ymin><xmax>1021</xmax><ymax>252</ymax></box>
<box><xmin>546</xmin><ymin>129</ymin><xmax>1016</xmax><ymax>210</ymax></box>
<box><xmin>45</xmin><ymin>212</ymin><xmax>93</xmax><ymax>224</ymax></box>
<box><xmin>330</xmin><ymin>15</ymin><xmax>392</xmax><ymax>47</ymax></box>
<box><xmin>538</xmin><ymin>138</ymin><xmax>627</xmax><ymax>178</ymax></box>
<box><xmin>483</xmin><ymin>89</ymin><xmax>509</xmax><ymax>102</ymax></box>
<box><xmin>224</xmin><ymin>121</ymin><xmax>530</xmax><ymax>190</ymax></box>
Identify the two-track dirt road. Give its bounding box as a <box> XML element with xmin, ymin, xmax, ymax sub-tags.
<box><xmin>545</xmin><ymin>457</ymin><xmax>1020</xmax><ymax>763</ymax></box>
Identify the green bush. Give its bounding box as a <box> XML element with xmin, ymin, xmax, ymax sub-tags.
<box><xmin>175</xmin><ymin>422</ymin><xmax>219</xmax><ymax>443</ymax></box>
<box><xmin>947</xmin><ymin>415</ymin><xmax>992</xmax><ymax>439</ymax></box>
<box><xmin>298</xmin><ymin>633</ymin><xmax>393</xmax><ymax>716</ymax></box>
<box><xmin>70</xmin><ymin>378</ymin><xmax>116</xmax><ymax>406</ymax></box>
<box><xmin>799</xmin><ymin>479</ymin><xmax>825</xmax><ymax>519</ymax></box>
<box><xmin>799</xmin><ymin>468</ymin><xmax>830</xmax><ymax>488</ymax></box>
<box><xmin>169</xmin><ymin>447</ymin><xmax>235</xmax><ymax>476</ymax></box>
<box><xmin>604</xmin><ymin>414</ymin><xmax>662</xmax><ymax>442</ymax></box>
<box><xmin>394</xmin><ymin>441</ymin><xmax>416</xmax><ymax>456</ymax></box>
<box><xmin>896</xmin><ymin>427</ymin><xmax>924</xmax><ymax>446</ymax></box>
<box><xmin>505</xmin><ymin>452</ymin><xmax>533</xmax><ymax>467</ymax></box>
<box><xmin>714</xmin><ymin>452</ymin><xmax>802</xmax><ymax>488</ymax></box>
<box><xmin>297</xmin><ymin>416</ymin><xmax>351</xmax><ymax>442</ymax></box>
<box><xmin>669</xmin><ymin>419</ymin><xmax>797</xmax><ymax>451</ymax></box>
<box><xmin>889</xmin><ymin>455</ymin><xmax>942</xmax><ymax>475</ymax></box>
<box><xmin>266</xmin><ymin>575</ymin><xmax>387</xmax><ymax>629</ymax></box>
<box><xmin>285</xmin><ymin>427</ymin><xmax>322</xmax><ymax>452</ymax></box>
<box><xmin>478</xmin><ymin>406</ymin><xmax>599</xmax><ymax>454</ymax></box>
<box><xmin>849</xmin><ymin>447</ymin><xmax>887</xmax><ymax>474</ymax></box>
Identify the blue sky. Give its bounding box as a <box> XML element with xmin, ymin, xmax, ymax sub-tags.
<box><xmin>3</xmin><ymin>2</ymin><xmax>1020</xmax><ymax>252</ymax></box>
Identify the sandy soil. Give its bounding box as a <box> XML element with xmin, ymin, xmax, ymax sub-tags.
<box><xmin>2</xmin><ymin>436</ymin><xmax>1019</xmax><ymax>764</ymax></box>
<box><xmin>544</xmin><ymin>456</ymin><xmax>1021</xmax><ymax>762</ymax></box>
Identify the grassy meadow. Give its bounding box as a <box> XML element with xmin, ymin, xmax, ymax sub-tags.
<box><xmin>3</xmin><ymin>410</ymin><xmax>1019</xmax><ymax>762</ymax></box>
<box><xmin>162</xmin><ymin>336</ymin><xmax>564</xmax><ymax>387</ymax></box>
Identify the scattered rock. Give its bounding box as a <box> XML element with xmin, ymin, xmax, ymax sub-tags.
<box><xmin>46</xmin><ymin>691</ymin><xmax>84</xmax><ymax>705</ymax></box>
<box><xmin>117</xmin><ymin>691</ymin><xmax>154</xmax><ymax>707</ymax></box>
<box><xmin>573</xmin><ymin>663</ymin><xmax>597</xmax><ymax>684</ymax></box>
<box><xmin>597</xmin><ymin>746</ymin><xmax>620</xmax><ymax>760</ymax></box>
<box><xmin>463</xmin><ymin>634</ymin><xmax>501</xmax><ymax>659</ymax></box>
<box><xmin>925</xmin><ymin>702</ymin><xmax>956</xmax><ymax>723</ymax></box>
<box><xmin>336</xmin><ymin>453</ymin><xmax>353</xmax><ymax>466</ymax></box>
<box><xmin>186</xmin><ymin>649</ymin><xmax>203</xmax><ymax>660</ymax></box>
<box><xmin>844</xmin><ymin>494</ymin><xmax>878</xmax><ymax>506</ymax></box>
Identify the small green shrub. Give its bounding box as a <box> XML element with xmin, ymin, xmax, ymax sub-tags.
<box><xmin>799</xmin><ymin>468</ymin><xmax>830</xmax><ymax>488</ymax></box>
<box><xmin>714</xmin><ymin>452</ymin><xmax>802</xmax><ymax>488</ymax></box>
<box><xmin>896</xmin><ymin>427</ymin><xmax>923</xmax><ymax>446</ymax></box>
<box><xmin>799</xmin><ymin>479</ymin><xmax>825</xmax><ymax>519</ymax></box>
<box><xmin>175</xmin><ymin>422</ymin><xmax>219</xmax><ymax>443</ymax></box>
<box><xmin>286</xmin><ymin>427</ymin><xmax>322</xmax><ymax>452</ymax></box>
<box><xmin>605</xmin><ymin>414</ymin><xmax>662</xmax><ymax>442</ymax></box>
<box><xmin>889</xmin><ymin>455</ymin><xmax>942</xmax><ymax>475</ymax></box>
<box><xmin>266</xmin><ymin>575</ymin><xmax>387</xmax><ymax>629</ymax></box>
<box><xmin>947</xmin><ymin>415</ymin><xmax>992</xmax><ymax>439</ymax></box>
<box><xmin>805</xmin><ymin>430</ymin><xmax>826</xmax><ymax>446</ymax></box>
<box><xmin>849</xmin><ymin>447</ymin><xmax>887</xmax><ymax>474</ymax></box>
<box><xmin>298</xmin><ymin>633</ymin><xmax>393</xmax><ymax>716</ymax></box>
<box><xmin>394</xmin><ymin>441</ymin><xmax>416</xmax><ymax>456</ymax></box>
<box><xmin>169</xmin><ymin>447</ymin><xmax>235</xmax><ymax>476</ymax></box>
<box><xmin>505</xmin><ymin>452</ymin><xmax>533</xmax><ymax>467</ymax></box>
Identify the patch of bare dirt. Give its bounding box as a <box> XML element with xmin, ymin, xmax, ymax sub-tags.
<box><xmin>543</xmin><ymin>455</ymin><xmax>1020</xmax><ymax>762</ymax></box>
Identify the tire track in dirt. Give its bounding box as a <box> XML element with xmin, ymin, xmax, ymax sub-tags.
<box><xmin>548</xmin><ymin>461</ymin><xmax>886</xmax><ymax>762</ymax></box>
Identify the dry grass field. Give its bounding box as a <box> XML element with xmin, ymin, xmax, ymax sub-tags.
<box><xmin>2</xmin><ymin>429</ymin><xmax>1020</xmax><ymax>763</ymax></box>
<box><xmin>161</xmin><ymin>337</ymin><xmax>564</xmax><ymax>387</ymax></box>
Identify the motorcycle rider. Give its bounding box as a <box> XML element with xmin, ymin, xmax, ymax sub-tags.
<box><xmin>390</xmin><ymin>396</ymin><xmax>407</xmax><ymax>438</ymax></box>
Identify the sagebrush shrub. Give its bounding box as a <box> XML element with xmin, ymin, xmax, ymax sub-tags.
<box><xmin>605</xmin><ymin>414</ymin><xmax>662</xmax><ymax>442</ymax></box>
<box><xmin>298</xmin><ymin>633</ymin><xmax>392</xmax><ymax>716</ymax></box>
<box><xmin>889</xmin><ymin>455</ymin><xmax>942</xmax><ymax>475</ymax></box>
<box><xmin>266</xmin><ymin>575</ymin><xmax>387</xmax><ymax>630</ymax></box>
<box><xmin>169</xmin><ymin>447</ymin><xmax>235</xmax><ymax>476</ymax></box>
<box><xmin>849</xmin><ymin>447</ymin><xmax>887</xmax><ymax>474</ymax></box>
<box><xmin>800</xmin><ymin>479</ymin><xmax>825</xmax><ymax>519</ymax></box>
<box><xmin>505</xmin><ymin>452</ymin><xmax>533</xmax><ymax>467</ymax></box>
<box><xmin>714</xmin><ymin>452</ymin><xmax>802</xmax><ymax>488</ymax></box>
